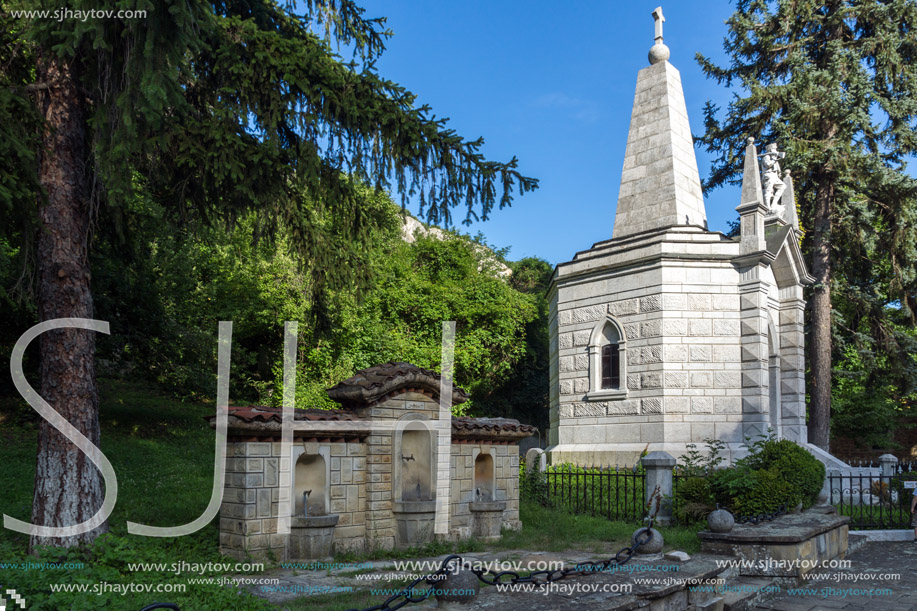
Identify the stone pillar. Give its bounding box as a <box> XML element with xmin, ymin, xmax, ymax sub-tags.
<box><xmin>525</xmin><ymin>448</ymin><xmax>546</xmax><ymax>475</ymax></box>
<box><xmin>642</xmin><ymin>451</ymin><xmax>676</xmax><ymax>525</ymax></box>
<box><xmin>879</xmin><ymin>454</ymin><xmax>898</xmax><ymax>478</ymax></box>
<box><xmin>779</xmin><ymin>286</ymin><xmax>807</xmax><ymax>442</ymax></box>
<box><xmin>738</xmin><ymin>266</ymin><xmax>771</xmax><ymax>444</ymax></box>
<box><xmin>219</xmin><ymin>440</ymin><xmax>284</xmax><ymax>561</ymax></box>
<box><xmin>736</xmin><ymin>138</ymin><xmax>767</xmax><ymax>256</ymax></box>
<box><xmin>547</xmin><ymin>291</ymin><xmax>560</xmax><ymax>448</ymax></box>
<box><xmin>364</xmin><ymin>429</ymin><xmax>395</xmax><ymax>551</ymax></box>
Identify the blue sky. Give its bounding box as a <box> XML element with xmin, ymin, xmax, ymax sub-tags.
<box><xmin>362</xmin><ymin>0</ymin><xmax>740</xmax><ymax>264</ymax></box>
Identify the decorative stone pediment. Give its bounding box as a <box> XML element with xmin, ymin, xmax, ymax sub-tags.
<box><xmin>766</xmin><ymin>224</ymin><xmax>814</xmax><ymax>288</ymax></box>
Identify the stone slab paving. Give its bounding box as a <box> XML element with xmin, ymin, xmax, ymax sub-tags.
<box><xmin>247</xmin><ymin>549</ymin><xmax>601</xmax><ymax>606</ymax></box>
<box><xmin>247</xmin><ymin>548</ymin><xmax>724</xmax><ymax>609</ymax></box>
<box><xmin>463</xmin><ymin>554</ymin><xmax>725</xmax><ymax>610</ymax></box>
<box><xmin>757</xmin><ymin>541</ymin><xmax>917</xmax><ymax>611</ymax></box>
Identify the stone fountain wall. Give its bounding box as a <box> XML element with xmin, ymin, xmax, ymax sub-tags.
<box><xmin>221</xmin><ymin>438</ymin><xmax>368</xmax><ymax>561</ymax></box>
<box><xmin>213</xmin><ymin>362</ymin><xmax>536</xmax><ymax>561</ymax></box>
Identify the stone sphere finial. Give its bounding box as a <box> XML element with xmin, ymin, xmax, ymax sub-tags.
<box><xmin>649</xmin><ymin>43</ymin><xmax>671</xmax><ymax>65</ymax></box>
<box><xmin>783</xmin><ymin>169</ymin><xmax>791</xmax><ymax>177</ymax></box>
<box><xmin>649</xmin><ymin>7</ymin><xmax>669</xmax><ymax>65</ymax></box>
<box><xmin>747</xmin><ymin>136</ymin><xmax>755</xmax><ymax>145</ymax></box>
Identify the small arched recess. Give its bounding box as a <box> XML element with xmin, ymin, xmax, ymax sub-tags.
<box><xmin>586</xmin><ymin>315</ymin><xmax>627</xmax><ymax>401</ymax></box>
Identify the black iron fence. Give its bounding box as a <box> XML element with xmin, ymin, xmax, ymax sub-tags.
<box><xmin>827</xmin><ymin>472</ymin><xmax>917</xmax><ymax>529</ymax></box>
<box><xmin>521</xmin><ymin>462</ymin><xmax>647</xmax><ymax>523</ymax></box>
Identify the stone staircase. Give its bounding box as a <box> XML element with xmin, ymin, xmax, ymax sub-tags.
<box><xmin>720</xmin><ymin>576</ymin><xmax>782</xmax><ymax>611</ymax></box>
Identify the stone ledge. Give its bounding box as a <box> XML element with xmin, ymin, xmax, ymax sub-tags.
<box><xmin>697</xmin><ymin>511</ymin><xmax>850</xmax><ymax>545</ymax></box>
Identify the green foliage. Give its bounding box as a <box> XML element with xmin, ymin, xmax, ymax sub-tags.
<box><xmin>698</xmin><ymin>0</ymin><xmax>917</xmax><ymax>443</ymax></box>
<box><xmin>676</xmin><ymin>438</ymin><xmax>726</xmax><ymax>477</ymax></box>
<box><xmin>738</xmin><ymin>437</ymin><xmax>826</xmax><ymax>509</ymax></box>
<box><xmin>475</xmin><ymin>257</ymin><xmax>553</xmax><ymax>432</ymax></box>
<box><xmin>0</xmin><ymin>532</ymin><xmax>272</xmax><ymax>611</ymax></box>
<box><xmin>1</xmin><ymin>0</ymin><xmax>537</xmax><ymax>305</ymax></box>
<box><xmin>519</xmin><ymin>459</ymin><xmax>549</xmax><ymax>505</ymax></box>
<box><xmin>85</xmin><ymin>188</ymin><xmax>538</xmax><ymax>414</ymax></box>
<box><xmin>527</xmin><ymin>463</ymin><xmax>647</xmax><ymax>523</ymax></box>
<box><xmin>831</xmin><ymin>323</ymin><xmax>917</xmax><ymax>448</ymax></box>
<box><xmin>726</xmin><ymin>468</ymin><xmax>796</xmax><ymax>517</ymax></box>
<box><xmin>673</xmin><ymin>477</ymin><xmax>716</xmax><ymax>525</ymax></box>
<box><xmin>674</xmin><ymin>436</ymin><xmax>826</xmax><ymax>520</ymax></box>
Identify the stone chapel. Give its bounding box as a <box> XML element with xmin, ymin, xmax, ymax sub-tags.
<box><xmin>546</xmin><ymin>8</ymin><xmax>813</xmax><ymax>466</ymax></box>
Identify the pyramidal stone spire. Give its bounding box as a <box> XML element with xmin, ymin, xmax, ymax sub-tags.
<box><xmin>736</xmin><ymin>137</ymin><xmax>767</xmax><ymax>254</ymax></box>
<box><xmin>612</xmin><ymin>7</ymin><xmax>707</xmax><ymax>240</ymax></box>
<box><xmin>738</xmin><ymin>136</ymin><xmax>764</xmax><ymax>208</ymax></box>
<box><xmin>781</xmin><ymin>169</ymin><xmax>801</xmax><ymax>232</ymax></box>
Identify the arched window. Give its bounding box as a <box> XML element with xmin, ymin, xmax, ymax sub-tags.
<box><xmin>601</xmin><ymin>344</ymin><xmax>620</xmax><ymax>389</ymax></box>
<box><xmin>587</xmin><ymin>316</ymin><xmax>627</xmax><ymax>400</ymax></box>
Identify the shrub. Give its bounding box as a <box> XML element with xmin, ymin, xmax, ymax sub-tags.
<box><xmin>738</xmin><ymin>438</ymin><xmax>825</xmax><ymax>509</ymax></box>
<box><xmin>519</xmin><ymin>460</ymin><xmax>549</xmax><ymax>505</ymax></box>
<box><xmin>674</xmin><ymin>436</ymin><xmax>827</xmax><ymax>520</ymax></box>
<box><xmin>729</xmin><ymin>468</ymin><xmax>797</xmax><ymax>516</ymax></box>
<box><xmin>674</xmin><ymin>476</ymin><xmax>716</xmax><ymax>524</ymax></box>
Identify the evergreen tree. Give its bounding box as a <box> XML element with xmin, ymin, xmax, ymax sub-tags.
<box><xmin>0</xmin><ymin>0</ymin><xmax>536</xmax><ymax>549</ymax></box>
<box><xmin>697</xmin><ymin>0</ymin><xmax>917</xmax><ymax>450</ymax></box>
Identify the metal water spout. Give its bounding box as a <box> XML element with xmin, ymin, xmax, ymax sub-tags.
<box><xmin>302</xmin><ymin>490</ymin><xmax>312</xmax><ymax>517</ymax></box>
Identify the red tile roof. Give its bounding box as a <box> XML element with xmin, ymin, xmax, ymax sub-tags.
<box><xmin>223</xmin><ymin>405</ymin><xmax>360</xmax><ymax>423</ymax></box>
<box><xmin>452</xmin><ymin>417</ymin><xmax>538</xmax><ymax>435</ymax></box>
<box><xmin>326</xmin><ymin>362</ymin><xmax>470</xmax><ymax>407</ymax></box>
<box><xmin>212</xmin><ymin>406</ymin><xmax>536</xmax><ymax>440</ymax></box>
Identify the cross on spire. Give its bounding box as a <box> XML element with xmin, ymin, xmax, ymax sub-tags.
<box><xmin>652</xmin><ymin>7</ymin><xmax>665</xmax><ymax>44</ymax></box>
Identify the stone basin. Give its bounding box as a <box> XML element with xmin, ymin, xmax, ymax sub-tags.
<box><xmin>287</xmin><ymin>514</ymin><xmax>339</xmax><ymax>561</ymax></box>
<box><xmin>291</xmin><ymin>515</ymin><xmax>340</xmax><ymax>529</ymax></box>
<box><xmin>392</xmin><ymin>500</ymin><xmax>436</xmax><ymax>549</ymax></box>
<box><xmin>469</xmin><ymin>501</ymin><xmax>506</xmax><ymax>512</ymax></box>
<box><xmin>470</xmin><ymin>500</ymin><xmax>506</xmax><ymax>541</ymax></box>
<box><xmin>393</xmin><ymin>500</ymin><xmax>437</xmax><ymax>513</ymax></box>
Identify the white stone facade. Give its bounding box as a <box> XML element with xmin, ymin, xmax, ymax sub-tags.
<box><xmin>546</xmin><ymin>42</ymin><xmax>812</xmax><ymax>467</ymax></box>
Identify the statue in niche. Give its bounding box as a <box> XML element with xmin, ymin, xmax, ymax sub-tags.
<box><xmin>760</xmin><ymin>142</ymin><xmax>787</xmax><ymax>217</ymax></box>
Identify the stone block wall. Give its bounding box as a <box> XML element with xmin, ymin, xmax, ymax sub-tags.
<box><xmin>549</xmin><ymin>245</ymin><xmax>809</xmax><ymax>467</ymax></box>
<box><xmin>307</xmin><ymin>440</ymin><xmax>367</xmax><ymax>555</ymax></box>
<box><xmin>550</xmin><ymin>258</ymin><xmax>748</xmax><ymax>461</ymax></box>
<box><xmin>221</xmin><ymin>439</ymin><xmax>367</xmax><ymax>561</ymax></box>
<box><xmin>221</xmin><ymin>440</ymin><xmax>286</xmax><ymax>562</ymax></box>
<box><xmin>356</xmin><ymin>391</ymin><xmax>441</xmax><ymax>552</ymax></box>
<box><xmin>217</xmin><ymin>381</ymin><xmax>533</xmax><ymax>560</ymax></box>
<box><xmin>448</xmin><ymin>444</ymin><xmax>521</xmax><ymax>539</ymax></box>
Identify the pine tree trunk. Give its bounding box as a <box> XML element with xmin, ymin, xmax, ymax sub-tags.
<box><xmin>30</xmin><ymin>52</ymin><xmax>106</xmax><ymax>551</ymax></box>
<box><xmin>808</xmin><ymin>171</ymin><xmax>834</xmax><ymax>451</ymax></box>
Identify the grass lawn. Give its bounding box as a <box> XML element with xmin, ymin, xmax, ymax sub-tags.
<box><xmin>0</xmin><ymin>379</ymin><xmax>701</xmax><ymax>610</ymax></box>
<box><xmin>0</xmin><ymin>378</ymin><xmax>272</xmax><ymax>610</ymax></box>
